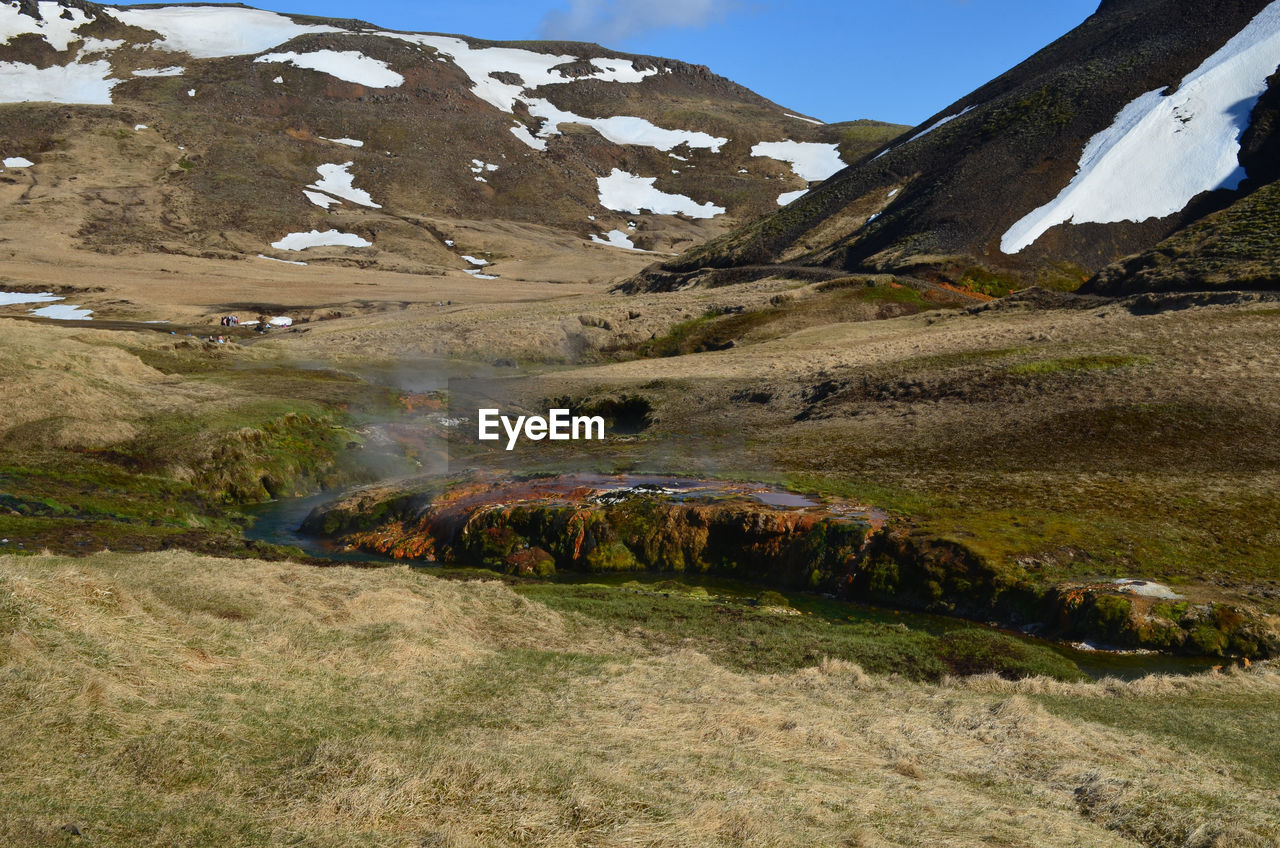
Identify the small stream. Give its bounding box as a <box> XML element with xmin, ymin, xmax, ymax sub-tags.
<box><xmin>243</xmin><ymin>484</ymin><xmax>1221</xmax><ymax>681</ymax></box>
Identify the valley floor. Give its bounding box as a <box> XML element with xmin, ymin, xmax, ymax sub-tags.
<box><xmin>2</xmin><ymin>240</ymin><xmax>1280</xmax><ymax>845</ymax></box>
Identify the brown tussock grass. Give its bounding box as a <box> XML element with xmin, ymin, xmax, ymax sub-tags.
<box><xmin>0</xmin><ymin>318</ymin><xmax>223</xmax><ymax>448</ymax></box>
<box><xmin>1</xmin><ymin>551</ymin><xmax>1277</xmax><ymax>847</ymax></box>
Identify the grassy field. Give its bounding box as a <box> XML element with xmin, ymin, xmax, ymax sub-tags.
<box><xmin>1</xmin><ymin>551</ymin><xmax>1277</xmax><ymax>848</ymax></box>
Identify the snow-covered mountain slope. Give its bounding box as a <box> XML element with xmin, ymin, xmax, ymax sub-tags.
<box><xmin>1001</xmin><ymin>3</ymin><xmax>1280</xmax><ymax>255</ymax></box>
<box><xmin>0</xmin><ymin>1</ymin><xmax>903</xmax><ymax>276</ymax></box>
<box><xmin>634</xmin><ymin>0</ymin><xmax>1280</xmax><ymax>296</ymax></box>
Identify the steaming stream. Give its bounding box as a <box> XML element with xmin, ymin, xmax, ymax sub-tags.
<box><xmin>243</xmin><ymin>475</ymin><xmax>1219</xmax><ymax>681</ymax></box>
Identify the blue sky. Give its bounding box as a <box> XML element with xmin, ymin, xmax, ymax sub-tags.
<box><xmin>119</xmin><ymin>0</ymin><xmax>1100</xmax><ymax>126</ymax></box>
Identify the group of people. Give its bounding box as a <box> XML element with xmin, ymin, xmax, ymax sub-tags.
<box><xmin>219</xmin><ymin>315</ymin><xmax>241</xmax><ymax>327</ymax></box>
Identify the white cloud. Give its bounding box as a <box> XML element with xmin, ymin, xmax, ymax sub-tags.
<box><xmin>540</xmin><ymin>0</ymin><xmax>734</xmax><ymax>43</ymax></box>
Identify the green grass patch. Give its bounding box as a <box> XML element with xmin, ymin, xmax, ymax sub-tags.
<box><xmin>1036</xmin><ymin>688</ymin><xmax>1280</xmax><ymax>788</ymax></box>
<box><xmin>515</xmin><ymin>581</ymin><xmax>1085</xmax><ymax>681</ymax></box>
<box><xmin>1007</xmin><ymin>354</ymin><xmax>1150</xmax><ymax>376</ymax></box>
<box><xmin>829</xmin><ymin>120</ymin><xmax>909</xmax><ymax>161</ymax></box>
<box><xmin>957</xmin><ymin>266</ymin><xmax>1023</xmax><ymax>298</ymax></box>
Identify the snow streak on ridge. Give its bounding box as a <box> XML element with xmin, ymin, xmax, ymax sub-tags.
<box><xmin>1001</xmin><ymin>0</ymin><xmax>1280</xmax><ymax>254</ymax></box>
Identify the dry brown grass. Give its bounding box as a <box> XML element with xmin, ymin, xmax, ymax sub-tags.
<box><xmin>0</xmin><ymin>319</ymin><xmax>225</xmax><ymax>448</ymax></box>
<box><xmin>1</xmin><ymin>551</ymin><xmax>1277</xmax><ymax>847</ymax></box>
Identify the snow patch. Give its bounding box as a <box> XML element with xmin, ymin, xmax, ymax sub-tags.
<box><xmin>0</xmin><ymin>291</ymin><xmax>60</xmax><ymax>306</ymax></box>
<box><xmin>302</xmin><ymin>189</ymin><xmax>340</xmax><ymax>209</ymax></box>
<box><xmin>31</xmin><ymin>303</ymin><xmax>92</xmax><ymax>320</ymax></box>
<box><xmin>587</xmin><ymin>57</ymin><xmax>655</xmax><ymax>83</ymax></box>
<box><xmin>0</xmin><ymin>1</ymin><xmax>90</xmax><ymax>52</ymax></box>
<box><xmin>596</xmin><ymin>169</ymin><xmax>724</xmax><ymax>218</ymax></box>
<box><xmin>784</xmin><ymin>112</ymin><xmax>825</xmax><ymax>126</ymax></box>
<box><xmin>395</xmin><ymin>35</ymin><xmax>718</xmax><ymax>153</ymax></box>
<box><xmin>750</xmin><ymin>140</ymin><xmax>845</xmax><ymax>181</ymax></box>
<box><xmin>1112</xmin><ymin>579</ymin><xmax>1183</xmax><ymax>600</ymax></box>
<box><xmin>526</xmin><ymin>100</ymin><xmax>726</xmax><ymax>151</ymax></box>
<box><xmin>81</xmin><ymin>38</ymin><xmax>122</xmax><ymax>54</ymax></box>
<box><xmin>389</xmin><ymin>35</ymin><xmax>655</xmax><ymax>114</ymax></box>
<box><xmin>1002</xmin><ymin>3</ymin><xmax>1280</xmax><ymax>254</ymax></box>
<box><xmin>0</xmin><ymin>59</ymin><xmax>119</xmax><ymax>105</ymax></box>
<box><xmin>906</xmin><ymin>105</ymin><xmax>974</xmax><ymax>144</ymax></box>
<box><xmin>776</xmin><ymin>189</ymin><xmax>808</xmax><ymax>206</ymax></box>
<box><xmin>272</xmin><ymin>75</ymin><xmax>283</xmax><ymax>84</ymax></box>
<box><xmin>308</xmin><ymin>162</ymin><xmax>380</xmax><ymax>208</ymax></box>
<box><xmin>271</xmin><ymin>230</ymin><xmax>371</xmax><ymax>250</ymax></box>
<box><xmin>257</xmin><ymin>253</ymin><xmax>307</xmax><ymax>266</ymax></box>
<box><xmin>873</xmin><ymin>106</ymin><xmax>975</xmax><ymax>161</ymax></box>
<box><xmin>3</xmin><ymin>156</ymin><xmax>33</xmax><ymax>167</ymax></box>
<box><xmin>590</xmin><ymin>229</ymin><xmax>645</xmax><ymax>251</ymax></box>
<box><xmin>106</xmin><ymin>6</ymin><xmax>340</xmax><ymax>59</ymax></box>
<box><xmin>134</xmin><ymin>124</ymin><xmax>147</xmax><ymax>131</ymax></box>
<box><xmin>464</xmin><ymin>269</ymin><xmax>498</xmax><ymax>279</ymax></box>
<box><xmin>588</xmin><ymin>114</ymin><xmax>724</xmax><ymax>152</ymax></box>
<box><xmin>255</xmin><ymin>50</ymin><xmax>404</xmax><ymax>88</ymax></box>
<box><xmin>461</xmin><ymin>255</ymin><xmax>489</xmax><ymax>266</ymax></box>
<box><xmin>320</xmin><ymin>137</ymin><xmax>364</xmax><ymax>147</ymax></box>
<box><xmin>510</xmin><ymin>123</ymin><xmax>547</xmax><ymax>151</ymax></box>
<box><xmin>132</xmin><ymin>66</ymin><xmax>185</xmax><ymax>77</ymax></box>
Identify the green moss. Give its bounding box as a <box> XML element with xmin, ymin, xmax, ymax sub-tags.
<box><xmin>1188</xmin><ymin>623</ymin><xmax>1230</xmax><ymax>656</ymax></box>
<box><xmin>864</xmin><ymin>557</ymin><xmax>900</xmax><ymax>595</ymax></box>
<box><xmin>1082</xmin><ymin>594</ymin><xmax>1133</xmax><ymax>641</ymax></box>
<box><xmin>584</xmin><ymin>540</ymin><xmax>640</xmax><ymax>572</ymax></box>
<box><xmin>957</xmin><ymin>266</ymin><xmax>1022</xmax><ymax>298</ymax></box>
<box><xmin>1153</xmin><ymin>601</ymin><xmax>1190</xmax><ymax>622</ymax></box>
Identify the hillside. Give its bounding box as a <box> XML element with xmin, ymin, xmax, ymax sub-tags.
<box><xmin>0</xmin><ymin>0</ymin><xmax>903</xmax><ymax>287</ymax></box>
<box><xmin>631</xmin><ymin>0</ymin><xmax>1280</xmax><ymax>295</ymax></box>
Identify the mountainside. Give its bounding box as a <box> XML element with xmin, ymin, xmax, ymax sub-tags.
<box><xmin>0</xmin><ymin>1</ymin><xmax>903</xmax><ymax>280</ymax></box>
<box><xmin>633</xmin><ymin>0</ymin><xmax>1280</xmax><ymax>295</ymax></box>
